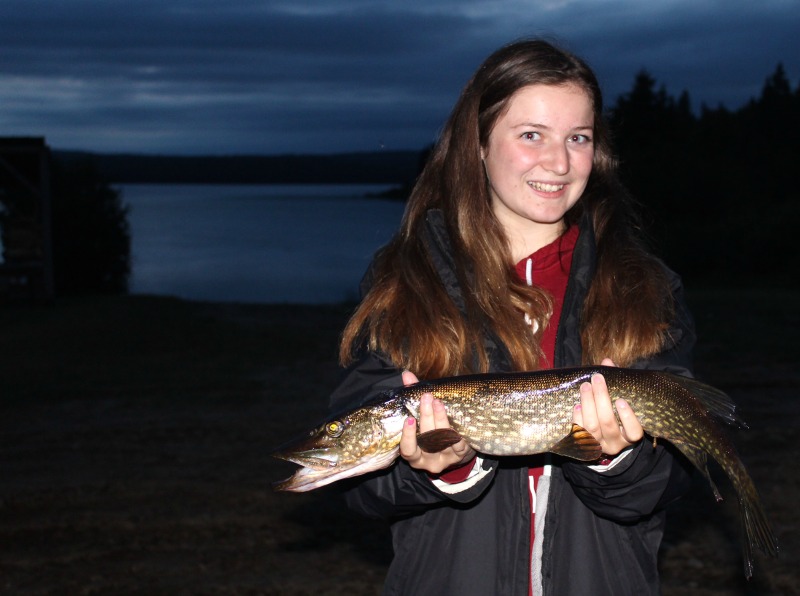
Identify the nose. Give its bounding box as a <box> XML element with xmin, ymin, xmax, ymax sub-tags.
<box><xmin>542</xmin><ymin>142</ymin><xmax>569</xmax><ymax>175</ymax></box>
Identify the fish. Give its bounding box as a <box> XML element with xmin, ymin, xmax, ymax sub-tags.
<box><xmin>272</xmin><ymin>365</ymin><xmax>778</xmax><ymax>576</ymax></box>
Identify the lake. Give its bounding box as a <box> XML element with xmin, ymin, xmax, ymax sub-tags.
<box><xmin>121</xmin><ymin>184</ymin><xmax>406</xmax><ymax>304</ymax></box>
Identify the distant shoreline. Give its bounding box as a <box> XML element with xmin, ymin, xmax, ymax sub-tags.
<box><xmin>53</xmin><ymin>149</ymin><xmax>425</xmax><ymax>186</ymax></box>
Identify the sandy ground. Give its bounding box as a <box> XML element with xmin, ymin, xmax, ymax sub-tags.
<box><xmin>0</xmin><ymin>291</ymin><xmax>797</xmax><ymax>595</ymax></box>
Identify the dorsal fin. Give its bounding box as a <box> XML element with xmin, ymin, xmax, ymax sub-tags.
<box><xmin>666</xmin><ymin>374</ymin><xmax>745</xmax><ymax>427</ymax></box>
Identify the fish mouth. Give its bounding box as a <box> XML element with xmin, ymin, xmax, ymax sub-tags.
<box><xmin>273</xmin><ymin>446</ymin><xmax>400</xmax><ymax>492</ymax></box>
<box><xmin>272</xmin><ymin>447</ymin><xmax>339</xmax><ymax>469</ymax></box>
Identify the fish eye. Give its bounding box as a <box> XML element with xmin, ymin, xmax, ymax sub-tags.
<box><xmin>325</xmin><ymin>420</ymin><xmax>345</xmax><ymax>438</ymax></box>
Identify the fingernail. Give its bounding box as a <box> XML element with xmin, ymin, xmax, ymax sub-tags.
<box><xmin>574</xmin><ymin>404</ymin><xmax>582</xmax><ymax>411</ymax></box>
<box><xmin>407</xmin><ymin>418</ymin><xmax>416</xmax><ymax>426</ymax></box>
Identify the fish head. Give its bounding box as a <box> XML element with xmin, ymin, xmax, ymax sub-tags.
<box><xmin>272</xmin><ymin>396</ymin><xmax>407</xmax><ymax>492</ymax></box>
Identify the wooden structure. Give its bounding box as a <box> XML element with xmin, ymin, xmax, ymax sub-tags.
<box><xmin>0</xmin><ymin>137</ymin><xmax>54</xmax><ymax>303</ymax></box>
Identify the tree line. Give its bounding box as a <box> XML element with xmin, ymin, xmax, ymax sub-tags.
<box><xmin>609</xmin><ymin>64</ymin><xmax>799</xmax><ymax>286</ymax></box>
<box><xmin>48</xmin><ymin>63</ymin><xmax>798</xmax><ymax>295</ymax></box>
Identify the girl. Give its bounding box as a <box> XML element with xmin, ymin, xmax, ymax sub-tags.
<box><xmin>330</xmin><ymin>39</ymin><xmax>695</xmax><ymax>596</ymax></box>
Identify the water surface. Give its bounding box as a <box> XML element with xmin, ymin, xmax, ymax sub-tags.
<box><xmin>123</xmin><ymin>184</ymin><xmax>405</xmax><ymax>304</ymax></box>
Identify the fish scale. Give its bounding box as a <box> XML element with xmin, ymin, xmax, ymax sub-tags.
<box><xmin>418</xmin><ymin>377</ymin><xmax>585</xmax><ymax>454</ymax></box>
<box><xmin>273</xmin><ymin>365</ymin><xmax>779</xmax><ymax>577</ymax></box>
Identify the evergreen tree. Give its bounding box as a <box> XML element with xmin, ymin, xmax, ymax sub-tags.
<box><xmin>51</xmin><ymin>158</ymin><xmax>131</xmax><ymax>295</ymax></box>
<box><xmin>609</xmin><ymin>63</ymin><xmax>799</xmax><ymax>286</ymax></box>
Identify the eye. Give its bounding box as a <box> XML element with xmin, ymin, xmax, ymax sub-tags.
<box><xmin>325</xmin><ymin>420</ymin><xmax>345</xmax><ymax>438</ymax></box>
<box><xmin>569</xmin><ymin>133</ymin><xmax>592</xmax><ymax>145</ymax></box>
<box><xmin>521</xmin><ymin>131</ymin><xmax>541</xmax><ymax>141</ymax></box>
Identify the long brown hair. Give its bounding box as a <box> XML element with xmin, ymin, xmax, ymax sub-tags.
<box><xmin>340</xmin><ymin>39</ymin><xmax>672</xmax><ymax>378</ymax></box>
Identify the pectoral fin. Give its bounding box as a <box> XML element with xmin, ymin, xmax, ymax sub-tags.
<box><xmin>551</xmin><ymin>424</ymin><xmax>603</xmax><ymax>461</ymax></box>
<box><xmin>417</xmin><ymin>428</ymin><xmax>463</xmax><ymax>453</ymax></box>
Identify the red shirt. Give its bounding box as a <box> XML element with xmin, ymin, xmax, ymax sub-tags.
<box><xmin>514</xmin><ymin>225</ymin><xmax>580</xmax><ymax>368</ymax></box>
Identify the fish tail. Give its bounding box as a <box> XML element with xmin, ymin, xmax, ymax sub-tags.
<box><xmin>739</xmin><ymin>490</ymin><xmax>780</xmax><ymax>578</ymax></box>
<box><xmin>672</xmin><ymin>375</ymin><xmax>780</xmax><ymax>570</ymax></box>
<box><xmin>662</xmin><ymin>373</ymin><xmax>778</xmax><ymax>575</ymax></box>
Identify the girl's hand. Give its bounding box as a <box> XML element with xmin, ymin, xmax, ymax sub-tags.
<box><xmin>399</xmin><ymin>370</ymin><xmax>476</xmax><ymax>474</ymax></box>
<box><xmin>572</xmin><ymin>358</ymin><xmax>644</xmax><ymax>456</ymax></box>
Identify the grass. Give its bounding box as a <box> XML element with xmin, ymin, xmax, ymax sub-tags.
<box><xmin>1</xmin><ymin>286</ymin><xmax>796</xmax><ymax>404</ymax></box>
<box><xmin>0</xmin><ymin>294</ymin><xmax>352</xmax><ymax>404</ymax></box>
<box><xmin>0</xmin><ymin>287</ymin><xmax>797</xmax><ymax>594</ymax></box>
<box><xmin>687</xmin><ymin>286</ymin><xmax>799</xmax><ymax>389</ymax></box>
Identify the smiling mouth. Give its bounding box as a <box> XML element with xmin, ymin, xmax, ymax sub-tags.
<box><xmin>528</xmin><ymin>181</ymin><xmax>565</xmax><ymax>192</ymax></box>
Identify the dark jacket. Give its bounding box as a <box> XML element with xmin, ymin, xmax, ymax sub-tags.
<box><xmin>329</xmin><ymin>209</ymin><xmax>696</xmax><ymax>596</ymax></box>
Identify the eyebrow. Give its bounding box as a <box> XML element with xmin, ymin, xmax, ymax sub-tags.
<box><xmin>512</xmin><ymin>122</ymin><xmax>594</xmax><ymax>131</ymax></box>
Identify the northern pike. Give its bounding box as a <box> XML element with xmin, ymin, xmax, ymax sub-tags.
<box><xmin>272</xmin><ymin>366</ymin><xmax>778</xmax><ymax>576</ymax></box>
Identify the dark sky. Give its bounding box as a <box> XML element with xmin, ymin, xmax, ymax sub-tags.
<box><xmin>2</xmin><ymin>0</ymin><xmax>798</xmax><ymax>155</ymax></box>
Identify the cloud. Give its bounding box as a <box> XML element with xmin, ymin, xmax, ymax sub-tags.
<box><xmin>0</xmin><ymin>0</ymin><xmax>797</xmax><ymax>154</ymax></box>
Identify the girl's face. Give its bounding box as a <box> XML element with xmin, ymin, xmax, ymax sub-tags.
<box><xmin>482</xmin><ymin>83</ymin><xmax>595</xmax><ymax>258</ymax></box>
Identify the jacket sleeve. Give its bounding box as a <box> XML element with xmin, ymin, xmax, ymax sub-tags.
<box><xmin>329</xmin><ymin>351</ymin><xmax>498</xmax><ymax>520</ymax></box>
<box><xmin>560</xmin><ymin>270</ymin><xmax>696</xmax><ymax>521</ymax></box>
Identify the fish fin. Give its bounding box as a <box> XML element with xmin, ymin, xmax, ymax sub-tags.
<box><xmin>551</xmin><ymin>424</ymin><xmax>602</xmax><ymax>461</ymax></box>
<box><xmin>667</xmin><ymin>374</ymin><xmax>746</xmax><ymax>428</ymax></box>
<box><xmin>417</xmin><ymin>428</ymin><xmax>463</xmax><ymax>453</ymax></box>
<box><xmin>671</xmin><ymin>440</ymin><xmax>724</xmax><ymax>502</ymax></box>
<box><xmin>739</xmin><ymin>494</ymin><xmax>780</xmax><ymax>578</ymax></box>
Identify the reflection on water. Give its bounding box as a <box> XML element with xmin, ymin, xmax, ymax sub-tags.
<box><xmin>123</xmin><ymin>184</ymin><xmax>405</xmax><ymax>304</ymax></box>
